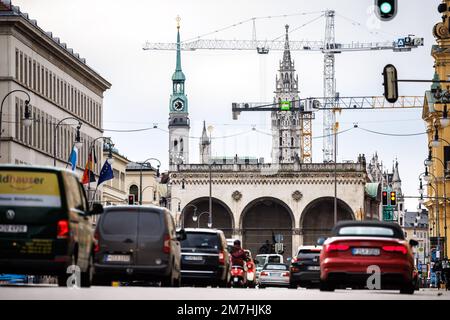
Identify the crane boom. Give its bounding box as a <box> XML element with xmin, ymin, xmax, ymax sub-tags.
<box><xmin>231</xmin><ymin>95</ymin><xmax>424</xmax><ymax>163</ymax></box>
<box><xmin>143</xmin><ymin>38</ymin><xmax>423</xmax><ymax>53</ymax></box>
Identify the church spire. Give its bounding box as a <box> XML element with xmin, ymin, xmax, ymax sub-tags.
<box><xmin>282</xmin><ymin>24</ymin><xmax>292</xmax><ymax>67</ymax></box>
<box><xmin>172</xmin><ymin>16</ymin><xmax>186</xmax><ymax>82</ymax></box>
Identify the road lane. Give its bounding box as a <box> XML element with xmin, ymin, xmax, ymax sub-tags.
<box><xmin>0</xmin><ymin>285</ymin><xmax>448</xmax><ymax>300</ymax></box>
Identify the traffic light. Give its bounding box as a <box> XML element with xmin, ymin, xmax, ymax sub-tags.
<box><xmin>382</xmin><ymin>191</ymin><xmax>388</xmax><ymax>206</ymax></box>
<box><xmin>382</xmin><ymin>64</ymin><xmax>398</xmax><ymax>103</ymax></box>
<box><xmin>375</xmin><ymin>0</ymin><xmax>397</xmax><ymax>21</ymax></box>
<box><xmin>390</xmin><ymin>191</ymin><xmax>396</xmax><ymax>206</ymax></box>
<box><xmin>128</xmin><ymin>194</ymin><xmax>135</xmax><ymax>205</ymax></box>
<box><xmin>280</xmin><ymin>100</ymin><xmax>291</xmax><ymax>111</ymax></box>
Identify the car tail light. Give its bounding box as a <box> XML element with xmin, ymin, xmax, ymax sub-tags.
<box><xmin>325</xmin><ymin>244</ymin><xmax>350</xmax><ymax>253</ymax></box>
<box><xmin>382</xmin><ymin>245</ymin><xmax>407</xmax><ymax>255</ymax></box>
<box><xmin>57</xmin><ymin>220</ymin><xmax>69</xmax><ymax>239</ymax></box>
<box><xmin>218</xmin><ymin>251</ymin><xmax>225</xmax><ymax>265</ymax></box>
<box><xmin>290</xmin><ymin>267</ymin><xmax>300</xmax><ymax>273</ymax></box>
<box><xmin>94</xmin><ymin>229</ymin><xmax>100</xmax><ymax>253</ymax></box>
<box><xmin>282</xmin><ymin>272</ymin><xmax>290</xmax><ymax>277</ymax></box>
<box><xmin>260</xmin><ymin>271</ymin><xmax>268</xmax><ymax>276</ymax></box>
<box><xmin>163</xmin><ymin>234</ymin><xmax>171</xmax><ymax>254</ymax></box>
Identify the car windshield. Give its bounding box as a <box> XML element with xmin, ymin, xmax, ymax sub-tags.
<box><xmin>268</xmin><ymin>256</ymin><xmax>281</xmax><ymax>263</ymax></box>
<box><xmin>264</xmin><ymin>264</ymin><xmax>287</xmax><ymax>271</ymax></box>
<box><xmin>182</xmin><ymin>232</ymin><xmax>219</xmax><ymax>249</ymax></box>
<box><xmin>338</xmin><ymin>226</ymin><xmax>395</xmax><ymax>237</ymax></box>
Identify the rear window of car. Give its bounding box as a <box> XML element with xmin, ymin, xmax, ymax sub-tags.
<box><xmin>102</xmin><ymin>211</ymin><xmax>138</xmax><ymax>235</ymax></box>
<box><xmin>338</xmin><ymin>226</ymin><xmax>395</xmax><ymax>237</ymax></box>
<box><xmin>138</xmin><ymin>211</ymin><xmax>163</xmax><ymax>236</ymax></box>
<box><xmin>182</xmin><ymin>232</ymin><xmax>220</xmax><ymax>249</ymax></box>
<box><xmin>267</xmin><ymin>256</ymin><xmax>281</xmax><ymax>263</ymax></box>
<box><xmin>265</xmin><ymin>264</ymin><xmax>288</xmax><ymax>271</ymax></box>
<box><xmin>299</xmin><ymin>249</ymin><xmax>321</xmax><ymax>254</ymax></box>
<box><xmin>0</xmin><ymin>170</ymin><xmax>62</xmax><ymax>208</ymax></box>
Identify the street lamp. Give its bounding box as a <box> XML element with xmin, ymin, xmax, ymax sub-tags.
<box><xmin>207</xmin><ymin>125</ymin><xmax>214</xmax><ymax>229</ymax></box>
<box><xmin>192</xmin><ymin>211</ymin><xmax>212</xmax><ymax>228</ymax></box>
<box><xmin>180</xmin><ymin>204</ymin><xmax>197</xmax><ymax>229</ymax></box>
<box><xmin>0</xmin><ymin>89</ymin><xmax>32</xmax><ymax>158</ymax></box>
<box><xmin>53</xmin><ymin>117</ymin><xmax>83</xmax><ymax>166</ymax></box>
<box><xmin>138</xmin><ymin>158</ymin><xmax>161</xmax><ymax>205</ymax></box>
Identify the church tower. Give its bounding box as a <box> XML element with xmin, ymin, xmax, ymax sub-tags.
<box><xmin>199</xmin><ymin>121</ymin><xmax>211</xmax><ymax>164</ymax></box>
<box><xmin>169</xmin><ymin>17</ymin><xmax>190</xmax><ymax>165</ymax></box>
<box><xmin>271</xmin><ymin>25</ymin><xmax>302</xmax><ymax>164</ymax></box>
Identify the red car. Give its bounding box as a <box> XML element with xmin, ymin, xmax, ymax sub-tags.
<box><xmin>319</xmin><ymin>221</ymin><xmax>418</xmax><ymax>294</ymax></box>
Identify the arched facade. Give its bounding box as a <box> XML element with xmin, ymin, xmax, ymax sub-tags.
<box><xmin>240</xmin><ymin>197</ymin><xmax>294</xmax><ymax>258</ymax></box>
<box><xmin>169</xmin><ymin>162</ymin><xmax>369</xmax><ymax>258</ymax></box>
<box><xmin>300</xmin><ymin>197</ymin><xmax>355</xmax><ymax>245</ymax></box>
<box><xmin>181</xmin><ymin>197</ymin><xmax>234</xmax><ymax>238</ymax></box>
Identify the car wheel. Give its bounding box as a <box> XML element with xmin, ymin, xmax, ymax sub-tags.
<box><xmin>400</xmin><ymin>283</ymin><xmax>415</xmax><ymax>294</ymax></box>
<box><xmin>57</xmin><ymin>254</ymin><xmax>76</xmax><ymax>287</ymax></box>
<box><xmin>289</xmin><ymin>283</ymin><xmax>297</xmax><ymax>289</ymax></box>
<box><xmin>319</xmin><ymin>280</ymin><xmax>335</xmax><ymax>292</ymax></box>
<box><xmin>161</xmin><ymin>272</ymin><xmax>175</xmax><ymax>287</ymax></box>
<box><xmin>80</xmin><ymin>255</ymin><xmax>93</xmax><ymax>288</ymax></box>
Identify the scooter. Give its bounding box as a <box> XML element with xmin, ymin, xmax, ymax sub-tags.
<box><xmin>230</xmin><ymin>265</ymin><xmax>247</xmax><ymax>288</ymax></box>
<box><xmin>246</xmin><ymin>261</ymin><xmax>256</xmax><ymax>288</ymax></box>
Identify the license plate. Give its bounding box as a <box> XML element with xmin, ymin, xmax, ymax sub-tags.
<box><xmin>0</xmin><ymin>224</ymin><xmax>27</xmax><ymax>233</ymax></box>
<box><xmin>308</xmin><ymin>266</ymin><xmax>320</xmax><ymax>271</ymax></box>
<box><xmin>105</xmin><ymin>255</ymin><xmax>130</xmax><ymax>263</ymax></box>
<box><xmin>184</xmin><ymin>255</ymin><xmax>203</xmax><ymax>261</ymax></box>
<box><xmin>233</xmin><ymin>277</ymin><xmax>239</xmax><ymax>282</ymax></box>
<box><xmin>352</xmin><ymin>248</ymin><xmax>380</xmax><ymax>256</ymax></box>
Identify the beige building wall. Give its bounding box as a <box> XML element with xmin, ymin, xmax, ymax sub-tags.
<box><xmin>0</xmin><ymin>7</ymin><xmax>110</xmax><ymax>179</ymax></box>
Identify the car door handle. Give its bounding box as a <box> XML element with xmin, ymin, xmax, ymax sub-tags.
<box><xmin>123</xmin><ymin>238</ymin><xmax>134</xmax><ymax>244</ymax></box>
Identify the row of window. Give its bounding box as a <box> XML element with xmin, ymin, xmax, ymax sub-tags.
<box><xmin>15</xmin><ymin>48</ymin><xmax>102</xmax><ymax>128</ymax></box>
<box><xmin>15</xmin><ymin>98</ymin><xmax>101</xmax><ymax>174</ymax></box>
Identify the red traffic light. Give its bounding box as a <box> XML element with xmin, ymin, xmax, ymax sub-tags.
<box><xmin>128</xmin><ymin>194</ymin><xmax>135</xmax><ymax>205</ymax></box>
<box><xmin>382</xmin><ymin>191</ymin><xmax>388</xmax><ymax>206</ymax></box>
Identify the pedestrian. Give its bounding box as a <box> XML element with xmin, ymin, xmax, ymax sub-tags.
<box><xmin>433</xmin><ymin>259</ymin><xmax>443</xmax><ymax>290</ymax></box>
<box><xmin>442</xmin><ymin>258</ymin><xmax>450</xmax><ymax>291</ymax></box>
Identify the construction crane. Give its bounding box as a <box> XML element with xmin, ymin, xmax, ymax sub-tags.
<box><xmin>231</xmin><ymin>95</ymin><xmax>424</xmax><ymax>163</ymax></box>
<box><xmin>143</xmin><ymin>10</ymin><xmax>424</xmax><ymax>162</ymax></box>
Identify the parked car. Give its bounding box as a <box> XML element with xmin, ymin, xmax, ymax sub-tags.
<box><xmin>180</xmin><ymin>228</ymin><xmax>230</xmax><ymax>287</ymax></box>
<box><xmin>255</xmin><ymin>254</ymin><xmax>283</xmax><ymax>283</ymax></box>
<box><xmin>93</xmin><ymin>205</ymin><xmax>184</xmax><ymax>287</ymax></box>
<box><xmin>289</xmin><ymin>245</ymin><xmax>322</xmax><ymax>288</ymax></box>
<box><xmin>0</xmin><ymin>165</ymin><xmax>102</xmax><ymax>287</ymax></box>
<box><xmin>258</xmin><ymin>263</ymin><xmax>290</xmax><ymax>288</ymax></box>
<box><xmin>319</xmin><ymin>220</ymin><xmax>418</xmax><ymax>294</ymax></box>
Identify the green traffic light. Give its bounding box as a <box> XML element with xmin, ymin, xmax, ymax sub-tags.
<box><xmin>380</xmin><ymin>2</ymin><xmax>392</xmax><ymax>14</ymax></box>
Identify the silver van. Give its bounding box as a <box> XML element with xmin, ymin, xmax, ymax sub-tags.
<box><xmin>93</xmin><ymin>205</ymin><xmax>185</xmax><ymax>286</ymax></box>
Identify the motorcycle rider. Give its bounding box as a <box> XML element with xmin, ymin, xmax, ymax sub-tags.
<box><xmin>231</xmin><ymin>240</ymin><xmax>247</xmax><ymax>267</ymax></box>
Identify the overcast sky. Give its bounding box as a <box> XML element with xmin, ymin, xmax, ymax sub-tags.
<box><xmin>13</xmin><ymin>0</ymin><xmax>440</xmax><ymax>211</ymax></box>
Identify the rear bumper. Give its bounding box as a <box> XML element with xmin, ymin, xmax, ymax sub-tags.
<box><xmin>321</xmin><ymin>257</ymin><xmax>413</xmax><ymax>287</ymax></box>
<box><xmin>0</xmin><ymin>256</ymin><xmax>70</xmax><ymax>275</ymax></box>
<box><xmin>290</xmin><ymin>271</ymin><xmax>320</xmax><ymax>283</ymax></box>
<box><xmin>259</xmin><ymin>277</ymin><xmax>290</xmax><ymax>287</ymax></box>
<box><xmin>181</xmin><ymin>267</ymin><xmax>227</xmax><ymax>283</ymax></box>
<box><xmin>94</xmin><ymin>263</ymin><xmax>170</xmax><ymax>280</ymax></box>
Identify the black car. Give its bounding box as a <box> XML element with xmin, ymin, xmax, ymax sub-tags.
<box><xmin>180</xmin><ymin>228</ymin><xmax>230</xmax><ymax>287</ymax></box>
<box><xmin>93</xmin><ymin>205</ymin><xmax>185</xmax><ymax>287</ymax></box>
<box><xmin>0</xmin><ymin>165</ymin><xmax>103</xmax><ymax>287</ymax></box>
<box><xmin>289</xmin><ymin>245</ymin><xmax>322</xmax><ymax>288</ymax></box>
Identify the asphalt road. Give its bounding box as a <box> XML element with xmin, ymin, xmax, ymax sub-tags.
<box><xmin>0</xmin><ymin>285</ymin><xmax>449</xmax><ymax>300</ymax></box>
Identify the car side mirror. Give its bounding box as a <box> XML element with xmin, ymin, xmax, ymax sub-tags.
<box><xmin>90</xmin><ymin>203</ymin><xmax>104</xmax><ymax>215</ymax></box>
<box><xmin>176</xmin><ymin>229</ymin><xmax>187</xmax><ymax>241</ymax></box>
<box><xmin>409</xmin><ymin>239</ymin><xmax>419</xmax><ymax>247</ymax></box>
<box><xmin>317</xmin><ymin>237</ymin><xmax>326</xmax><ymax>246</ymax></box>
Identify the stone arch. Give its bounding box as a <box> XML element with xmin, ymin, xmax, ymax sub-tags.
<box><xmin>240</xmin><ymin>197</ymin><xmax>294</xmax><ymax>259</ymax></box>
<box><xmin>181</xmin><ymin>197</ymin><xmax>234</xmax><ymax>238</ymax></box>
<box><xmin>300</xmin><ymin>197</ymin><xmax>355</xmax><ymax>245</ymax></box>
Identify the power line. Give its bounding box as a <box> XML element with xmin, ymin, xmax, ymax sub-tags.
<box><xmin>356</xmin><ymin>126</ymin><xmax>426</xmax><ymax>137</ymax></box>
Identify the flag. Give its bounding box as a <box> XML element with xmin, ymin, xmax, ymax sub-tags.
<box><xmin>68</xmin><ymin>146</ymin><xmax>78</xmax><ymax>171</ymax></box>
<box><xmin>97</xmin><ymin>160</ymin><xmax>114</xmax><ymax>186</ymax></box>
<box><xmin>81</xmin><ymin>153</ymin><xmax>96</xmax><ymax>185</ymax></box>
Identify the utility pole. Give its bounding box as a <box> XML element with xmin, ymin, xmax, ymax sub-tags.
<box><xmin>334</xmin><ymin>120</ymin><xmax>338</xmax><ymax>225</ymax></box>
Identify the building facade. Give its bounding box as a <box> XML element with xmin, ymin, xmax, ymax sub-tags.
<box><xmin>125</xmin><ymin>162</ymin><xmax>161</xmax><ymax>206</ymax></box>
<box><xmin>0</xmin><ymin>4</ymin><xmax>110</xmax><ymax>175</ymax></box>
<box><xmin>403</xmin><ymin>210</ymin><xmax>429</xmax><ymax>266</ymax></box>
<box><xmin>422</xmin><ymin>0</ymin><xmax>450</xmax><ymax>259</ymax></box>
